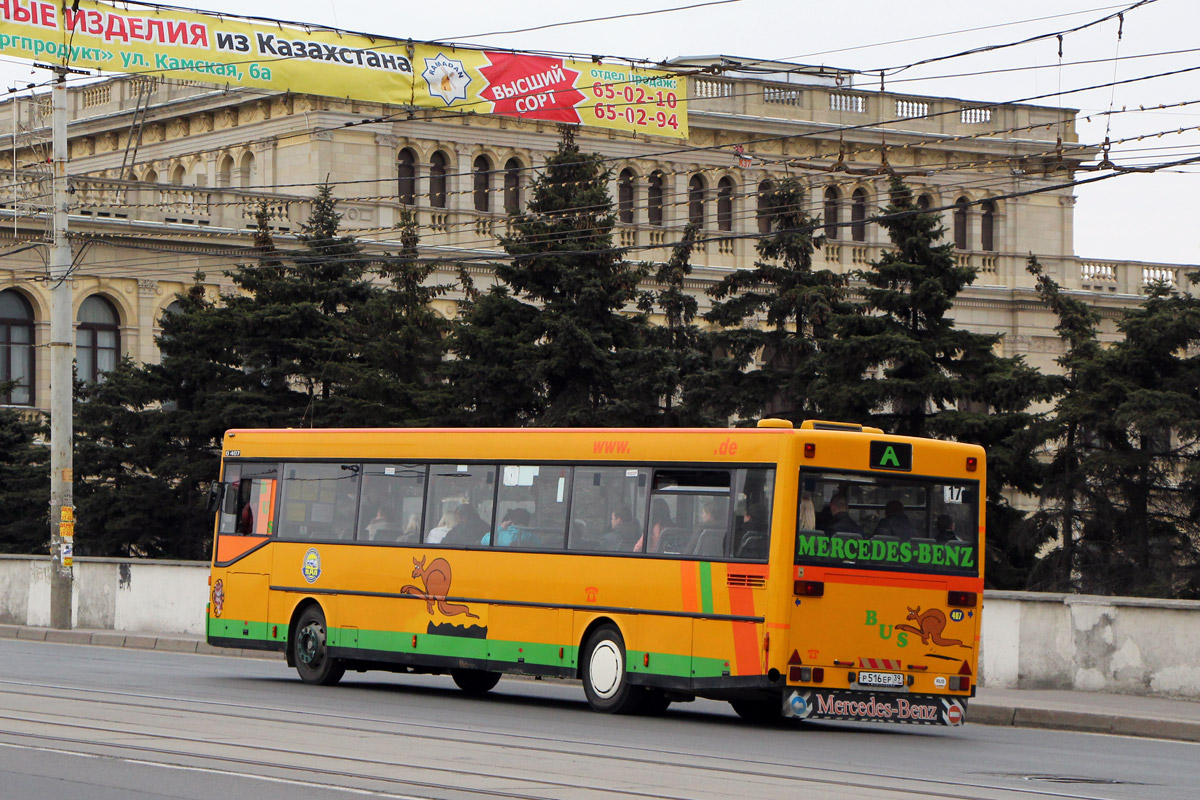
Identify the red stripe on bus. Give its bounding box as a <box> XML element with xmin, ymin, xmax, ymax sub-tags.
<box><xmin>680</xmin><ymin>562</ymin><xmax>700</xmax><ymax>613</ymax></box>
<box><xmin>728</xmin><ymin>585</ymin><xmax>759</xmax><ymax>675</ymax></box>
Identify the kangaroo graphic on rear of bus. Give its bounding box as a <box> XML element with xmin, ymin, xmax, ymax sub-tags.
<box><xmin>895</xmin><ymin>606</ymin><xmax>972</xmax><ymax>649</ymax></box>
<box><xmin>401</xmin><ymin>556</ymin><xmax>479</xmax><ymax>619</ymax></box>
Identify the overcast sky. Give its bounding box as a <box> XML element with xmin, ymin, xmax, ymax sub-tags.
<box><xmin>2</xmin><ymin>0</ymin><xmax>1194</xmax><ymax>266</ymax></box>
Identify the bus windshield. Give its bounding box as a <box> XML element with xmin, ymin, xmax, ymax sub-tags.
<box><xmin>796</xmin><ymin>470</ymin><xmax>979</xmax><ymax>576</ymax></box>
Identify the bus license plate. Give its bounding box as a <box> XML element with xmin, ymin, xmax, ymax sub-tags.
<box><xmin>858</xmin><ymin>671</ymin><xmax>904</xmax><ymax>687</ymax></box>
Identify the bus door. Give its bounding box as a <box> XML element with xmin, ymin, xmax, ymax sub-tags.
<box><xmin>686</xmin><ymin>468</ymin><xmax>773</xmax><ymax>685</ymax></box>
<box><xmin>211</xmin><ymin>462</ymin><xmax>278</xmax><ymax>643</ymax></box>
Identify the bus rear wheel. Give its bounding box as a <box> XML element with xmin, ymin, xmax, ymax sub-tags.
<box><xmin>293</xmin><ymin>605</ymin><xmax>345</xmax><ymax>686</ymax></box>
<box><xmin>582</xmin><ymin>624</ymin><xmax>643</xmax><ymax>714</ymax></box>
<box><xmin>452</xmin><ymin>669</ymin><xmax>501</xmax><ymax>695</ymax></box>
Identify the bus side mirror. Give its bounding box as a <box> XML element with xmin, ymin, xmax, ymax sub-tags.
<box><xmin>206</xmin><ymin>482</ymin><xmax>225</xmax><ymax>513</ymax></box>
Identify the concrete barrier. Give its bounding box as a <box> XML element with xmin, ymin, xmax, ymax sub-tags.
<box><xmin>2</xmin><ymin>557</ymin><xmax>1198</xmax><ymax>699</ymax></box>
<box><xmin>980</xmin><ymin>591</ymin><xmax>1200</xmax><ymax>699</ymax></box>
<box><xmin>0</xmin><ymin>555</ymin><xmax>209</xmax><ymax>636</ymax></box>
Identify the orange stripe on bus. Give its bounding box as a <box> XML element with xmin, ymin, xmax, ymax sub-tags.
<box><xmin>728</xmin><ymin>586</ymin><xmax>759</xmax><ymax>675</ymax></box>
<box><xmin>680</xmin><ymin>562</ymin><xmax>700</xmax><ymax>613</ymax></box>
<box><xmin>216</xmin><ymin>534</ymin><xmax>263</xmax><ymax>563</ymax></box>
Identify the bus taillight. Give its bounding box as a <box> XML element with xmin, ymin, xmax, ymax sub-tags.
<box><xmin>794</xmin><ymin>580</ymin><xmax>824</xmax><ymax>597</ymax></box>
<box><xmin>947</xmin><ymin>591</ymin><xmax>977</xmax><ymax>607</ymax></box>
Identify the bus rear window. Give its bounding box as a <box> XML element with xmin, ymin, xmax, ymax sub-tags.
<box><xmin>797</xmin><ymin>470</ymin><xmax>979</xmax><ymax>575</ymax></box>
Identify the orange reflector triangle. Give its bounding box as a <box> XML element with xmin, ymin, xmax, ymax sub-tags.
<box><xmin>788</xmin><ymin>650</ymin><xmax>802</xmax><ymax>665</ymax></box>
<box><xmin>959</xmin><ymin>660</ymin><xmax>973</xmax><ymax>676</ymax></box>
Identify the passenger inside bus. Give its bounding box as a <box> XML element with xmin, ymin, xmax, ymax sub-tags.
<box><xmin>600</xmin><ymin>506</ymin><xmax>641</xmax><ymax>551</ymax></box>
<box><xmin>823</xmin><ymin>494</ymin><xmax>863</xmax><ymax>535</ymax></box>
<box><xmin>935</xmin><ymin>513</ymin><xmax>958</xmax><ymax>542</ymax></box>
<box><xmin>873</xmin><ymin>499</ymin><xmax>918</xmax><ymax>540</ymax></box>
<box><xmin>443</xmin><ymin>504</ymin><xmax>490</xmax><ymax>545</ymax></box>
<box><xmin>637</xmin><ymin>499</ymin><xmax>674</xmax><ymax>553</ymax></box>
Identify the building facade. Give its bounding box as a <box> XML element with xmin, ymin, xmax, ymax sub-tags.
<box><xmin>1</xmin><ymin>62</ymin><xmax>1195</xmax><ymax>414</ymax></box>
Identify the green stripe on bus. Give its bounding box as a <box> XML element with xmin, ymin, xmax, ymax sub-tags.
<box><xmin>207</xmin><ymin>616</ymin><xmax>272</xmax><ymax>641</ymax></box>
<box><xmin>699</xmin><ymin>561</ymin><xmax>714</xmax><ymax>614</ymax></box>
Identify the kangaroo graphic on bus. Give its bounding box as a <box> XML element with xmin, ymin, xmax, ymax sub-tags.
<box><xmin>895</xmin><ymin>606</ymin><xmax>972</xmax><ymax>649</ymax></box>
<box><xmin>401</xmin><ymin>556</ymin><xmax>479</xmax><ymax>619</ymax></box>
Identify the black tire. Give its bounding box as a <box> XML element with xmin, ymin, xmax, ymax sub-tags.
<box><xmin>638</xmin><ymin>690</ymin><xmax>672</xmax><ymax>716</ymax></box>
<box><xmin>293</xmin><ymin>605</ymin><xmax>345</xmax><ymax>686</ymax></box>
<box><xmin>582</xmin><ymin>624</ymin><xmax>644</xmax><ymax>714</ymax></box>
<box><xmin>452</xmin><ymin>669</ymin><xmax>502</xmax><ymax>695</ymax></box>
<box><xmin>730</xmin><ymin>697</ymin><xmax>782</xmax><ymax>724</ymax></box>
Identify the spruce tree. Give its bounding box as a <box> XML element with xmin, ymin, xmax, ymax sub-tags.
<box><xmin>637</xmin><ymin>224</ymin><xmax>729</xmax><ymax>425</ymax></box>
<box><xmin>446</xmin><ymin>129</ymin><xmax>653</xmax><ymax>426</ymax></box>
<box><xmin>1032</xmin><ymin>263</ymin><xmax>1200</xmax><ymax>597</ymax></box>
<box><xmin>349</xmin><ymin>209</ymin><xmax>451</xmax><ymax>425</ymax></box>
<box><xmin>705</xmin><ymin>176</ymin><xmax>852</xmax><ymax>423</ymax></box>
<box><xmin>824</xmin><ymin>178</ymin><xmax>1054</xmax><ymax>588</ymax></box>
<box><xmin>0</xmin><ymin>399</ymin><xmax>48</xmax><ymax>553</ymax></box>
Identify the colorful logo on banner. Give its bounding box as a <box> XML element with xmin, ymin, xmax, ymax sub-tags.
<box><xmin>0</xmin><ymin>1</ymin><xmax>688</xmax><ymax>138</ymax></box>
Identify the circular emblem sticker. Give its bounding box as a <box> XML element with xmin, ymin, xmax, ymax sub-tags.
<box><xmin>302</xmin><ymin>548</ymin><xmax>322</xmax><ymax>584</ymax></box>
<box><xmin>945</xmin><ymin>701</ymin><xmax>964</xmax><ymax>726</ymax></box>
<box><xmin>950</xmin><ymin>608</ymin><xmax>965</xmax><ymax>622</ymax></box>
<box><xmin>789</xmin><ymin>693</ymin><xmax>809</xmax><ymax>717</ymax></box>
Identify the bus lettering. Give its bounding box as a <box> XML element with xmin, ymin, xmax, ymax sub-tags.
<box><xmin>797</xmin><ymin>535</ymin><xmax>817</xmax><ymax>557</ymax></box>
<box><xmin>829</xmin><ymin>536</ymin><xmax>845</xmax><ymax>560</ymax></box>
<box><xmin>865</xmin><ymin>609</ymin><xmax>877</xmax><ymax>625</ymax></box>
<box><xmin>592</xmin><ymin>440</ymin><xmax>629</xmax><ymax>454</ymax></box>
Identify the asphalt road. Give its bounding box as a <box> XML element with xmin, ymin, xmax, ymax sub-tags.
<box><xmin>0</xmin><ymin>640</ymin><xmax>1196</xmax><ymax>800</ymax></box>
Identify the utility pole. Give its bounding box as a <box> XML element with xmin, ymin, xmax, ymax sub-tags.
<box><xmin>47</xmin><ymin>65</ymin><xmax>74</xmax><ymax>629</ymax></box>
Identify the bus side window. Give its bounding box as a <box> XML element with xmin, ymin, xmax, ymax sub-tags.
<box><xmin>568</xmin><ymin>466</ymin><xmax>648</xmax><ymax>551</ymax></box>
<box><xmin>218</xmin><ymin>463</ymin><xmax>279</xmax><ymax>537</ymax></box>
<box><xmin>277</xmin><ymin>462</ymin><xmax>361</xmax><ymax>541</ymax></box>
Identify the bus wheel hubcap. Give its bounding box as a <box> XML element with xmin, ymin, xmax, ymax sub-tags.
<box><xmin>590</xmin><ymin>640</ymin><xmax>622</xmax><ymax>698</ymax></box>
<box><xmin>299</xmin><ymin>625</ymin><xmax>322</xmax><ymax>665</ymax></box>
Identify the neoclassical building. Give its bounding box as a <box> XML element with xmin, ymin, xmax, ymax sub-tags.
<box><xmin>1</xmin><ymin>60</ymin><xmax>1195</xmax><ymax>413</ymax></box>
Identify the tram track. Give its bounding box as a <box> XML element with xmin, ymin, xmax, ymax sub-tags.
<box><xmin>0</xmin><ymin>676</ymin><xmax>1139</xmax><ymax>800</ymax></box>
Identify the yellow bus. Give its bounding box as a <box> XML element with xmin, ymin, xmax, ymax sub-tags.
<box><xmin>206</xmin><ymin>420</ymin><xmax>984</xmax><ymax>725</ymax></box>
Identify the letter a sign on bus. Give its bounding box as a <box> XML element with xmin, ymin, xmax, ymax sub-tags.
<box><xmin>870</xmin><ymin>441</ymin><xmax>912</xmax><ymax>472</ymax></box>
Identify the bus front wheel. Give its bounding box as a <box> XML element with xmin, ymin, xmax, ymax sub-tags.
<box><xmin>452</xmin><ymin>669</ymin><xmax>501</xmax><ymax>695</ymax></box>
<box><xmin>293</xmin><ymin>605</ymin><xmax>345</xmax><ymax>686</ymax></box>
<box><xmin>582</xmin><ymin>624</ymin><xmax>643</xmax><ymax>714</ymax></box>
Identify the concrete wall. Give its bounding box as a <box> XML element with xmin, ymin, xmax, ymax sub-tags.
<box><xmin>2</xmin><ymin>558</ymin><xmax>1199</xmax><ymax>698</ymax></box>
<box><xmin>981</xmin><ymin>591</ymin><xmax>1200</xmax><ymax>699</ymax></box>
<box><xmin>0</xmin><ymin>556</ymin><xmax>209</xmax><ymax>636</ymax></box>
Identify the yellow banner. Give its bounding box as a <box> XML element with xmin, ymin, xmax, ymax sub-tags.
<box><xmin>0</xmin><ymin>0</ymin><xmax>687</xmax><ymax>138</ymax></box>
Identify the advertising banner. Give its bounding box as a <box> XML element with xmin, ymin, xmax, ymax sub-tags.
<box><xmin>0</xmin><ymin>0</ymin><xmax>688</xmax><ymax>138</ymax></box>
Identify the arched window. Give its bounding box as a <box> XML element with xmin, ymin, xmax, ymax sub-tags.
<box><xmin>0</xmin><ymin>289</ymin><xmax>34</xmax><ymax>405</ymax></box>
<box><xmin>217</xmin><ymin>154</ymin><xmax>233</xmax><ymax>188</ymax></box>
<box><xmin>954</xmin><ymin>196</ymin><xmax>969</xmax><ymax>250</ymax></box>
<box><xmin>917</xmin><ymin>194</ymin><xmax>932</xmax><ymax>212</ymax></box>
<box><xmin>617</xmin><ymin>168</ymin><xmax>635</xmax><ymax>224</ymax></box>
<box><xmin>429</xmin><ymin>151</ymin><xmax>449</xmax><ymax>209</ymax></box>
<box><xmin>688</xmin><ymin>174</ymin><xmax>706</xmax><ymax>228</ymax></box>
<box><xmin>397</xmin><ymin>148</ymin><xmax>416</xmax><ymax>205</ymax></box>
<box><xmin>473</xmin><ymin>154</ymin><xmax>491</xmax><ymax>213</ymax></box>
<box><xmin>717</xmin><ymin>177</ymin><xmax>734</xmax><ymax>232</ymax></box>
<box><xmin>170</xmin><ymin>165</ymin><xmax>185</xmax><ymax>185</ymax></box>
<box><xmin>504</xmin><ymin>158</ymin><xmax>522</xmax><ymax>214</ymax></box>
<box><xmin>142</xmin><ymin>168</ymin><xmax>157</xmax><ymax>183</ymax></box>
<box><xmin>851</xmin><ymin>188</ymin><xmax>868</xmax><ymax>242</ymax></box>
<box><xmin>981</xmin><ymin>200</ymin><xmax>996</xmax><ymax>251</ymax></box>
<box><xmin>648</xmin><ymin>171</ymin><xmax>664</xmax><ymax>226</ymax></box>
<box><xmin>824</xmin><ymin>186</ymin><xmax>840</xmax><ymax>240</ymax></box>
<box><xmin>239</xmin><ymin>151</ymin><xmax>257</xmax><ymax>188</ymax></box>
<box><xmin>76</xmin><ymin>295</ymin><xmax>119</xmax><ymax>384</ymax></box>
<box><xmin>757</xmin><ymin>180</ymin><xmax>774</xmax><ymax>234</ymax></box>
